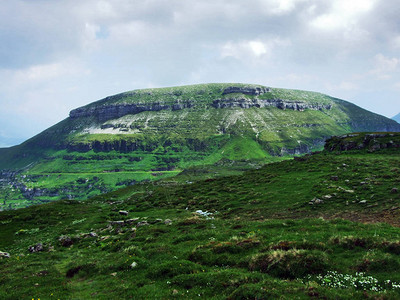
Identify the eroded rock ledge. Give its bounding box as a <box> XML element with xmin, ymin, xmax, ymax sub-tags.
<box><xmin>222</xmin><ymin>86</ymin><xmax>270</xmax><ymax>96</ymax></box>
<box><xmin>70</xmin><ymin>101</ymin><xmax>194</xmax><ymax>121</ymax></box>
<box><xmin>212</xmin><ymin>98</ymin><xmax>332</xmax><ymax>111</ymax></box>
<box><xmin>69</xmin><ymin>85</ymin><xmax>331</xmax><ymax>121</ymax></box>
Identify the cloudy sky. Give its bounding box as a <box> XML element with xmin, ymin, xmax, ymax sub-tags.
<box><xmin>1</xmin><ymin>0</ymin><xmax>400</xmax><ymax>147</ymax></box>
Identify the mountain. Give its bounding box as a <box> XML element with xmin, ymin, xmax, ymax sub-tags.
<box><xmin>1</xmin><ymin>133</ymin><xmax>400</xmax><ymax>298</ymax></box>
<box><xmin>392</xmin><ymin>112</ymin><xmax>400</xmax><ymax>123</ymax></box>
<box><xmin>1</xmin><ymin>83</ymin><xmax>399</xmax><ymax>209</ymax></box>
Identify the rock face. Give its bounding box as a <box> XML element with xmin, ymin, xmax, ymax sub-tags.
<box><xmin>211</xmin><ymin>98</ymin><xmax>332</xmax><ymax>111</ymax></box>
<box><xmin>222</xmin><ymin>86</ymin><xmax>270</xmax><ymax>96</ymax></box>
<box><xmin>69</xmin><ymin>85</ymin><xmax>332</xmax><ymax>122</ymax></box>
<box><xmin>28</xmin><ymin>243</ymin><xmax>44</xmax><ymax>253</ymax></box>
<box><xmin>0</xmin><ymin>251</ymin><xmax>10</xmax><ymax>258</ymax></box>
<box><xmin>59</xmin><ymin>236</ymin><xmax>74</xmax><ymax>247</ymax></box>
<box><xmin>325</xmin><ymin>133</ymin><xmax>400</xmax><ymax>152</ymax></box>
<box><xmin>70</xmin><ymin>101</ymin><xmax>193</xmax><ymax>122</ymax></box>
<box><xmin>70</xmin><ymin>97</ymin><xmax>333</xmax><ymax>122</ymax></box>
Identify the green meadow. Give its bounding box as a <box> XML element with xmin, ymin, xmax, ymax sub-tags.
<box><xmin>1</xmin><ymin>136</ymin><xmax>400</xmax><ymax>299</ymax></box>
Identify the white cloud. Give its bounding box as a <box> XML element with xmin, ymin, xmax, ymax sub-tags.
<box><xmin>0</xmin><ymin>59</ymin><xmax>92</xmax><ymax>128</ymax></box>
<box><xmin>220</xmin><ymin>38</ymin><xmax>290</xmax><ymax>61</ymax></box>
<box><xmin>369</xmin><ymin>53</ymin><xmax>400</xmax><ymax>80</ymax></box>
<box><xmin>5</xmin><ymin>61</ymin><xmax>90</xmax><ymax>89</ymax></box>
<box><xmin>257</xmin><ymin>0</ymin><xmax>308</xmax><ymax>15</ymax></box>
<box><xmin>108</xmin><ymin>21</ymin><xmax>151</xmax><ymax>44</ymax></box>
<box><xmin>221</xmin><ymin>40</ymin><xmax>268</xmax><ymax>60</ymax></box>
<box><xmin>310</xmin><ymin>0</ymin><xmax>377</xmax><ymax>30</ymax></box>
<box><xmin>392</xmin><ymin>36</ymin><xmax>400</xmax><ymax>49</ymax></box>
<box><xmin>275</xmin><ymin>73</ymin><xmax>317</xmax><ymax>86</ymax></box>
<box><xmin>249</xmin><ymin>41</ymin><xmax>268</xmax><ymax>57</ymax></box>
<box><xmin>337</xmin><ymin>81</ymin><xmax>359</xmax><ymax>91</ymax></box>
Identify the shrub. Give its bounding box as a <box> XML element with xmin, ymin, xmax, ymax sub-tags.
<box><xmin>249</xmin><ymin>250</ymin><xmax>328</xmax><ymax>279</ymax></box>
<box><xmin>66</xmin><ymin>263</ymin><xmax>98</xmax><ymax>278</ymax></box>
<box><xmin>212</xmin><ymin>242</ymin><xmax>242</xmax><ymax>254</ymax></box>
<box><xmin>177</xmin><ymin>216</ymin><xmax>204</xmax><ymax>226</ymax></box>
<box><xmin>268</xmin><ymin>240</ymin><xmax>327</xmax><ymax>252</ymax></box>
<box><xmin>146</xmin><ymin>260</ymin><xmax>202</xmax><ymax>279</ymax></box>
<box><xmin>172</xmin><ymin>269</ymin><xmax>263</xmax><ymax>292</ymax></box>
<box><xmin>236</xmin><ymin>238</ymin><xmax>261</xmax><ymax>249</ymax></box>
<box><xmin>356</xmin><ymin>252</ymin><xmax>400</xmax><ymax>272</ymax></box>
<box><xmin>382</xmin><ymin>241</ymin><xmax>400</xmax><ymax>255</ymax></box>
<box><xmin>189</xmin><ymin>240</ymin><xmax>252</xmax><ymax>267</ymax></box>
<box><xmin>329</xmin><ymin>235</ymin><xmax>376</xmax><ymax>250</ymax></box>
<box><xmin>189</xmin><ymin>247</ymin><xmax>238</xmax><ymax>267</ymax></box>
<box><xmin>228</xmin><ymin>283</ymin><xmax>280</xmax><ymax>299</ymax></box>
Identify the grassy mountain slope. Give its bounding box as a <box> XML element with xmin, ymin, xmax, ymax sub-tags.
<box><xmin>1</xmin><ymin>84</ymin><xmax>399</xmax><ymax>208</ymax></box>
<box><xmin>1</xmin><ymin>134</ymin><xmax>400</xmax><ymax>298</ymax></box>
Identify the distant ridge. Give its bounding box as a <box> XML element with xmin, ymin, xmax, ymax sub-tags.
<box><xmin>392</xmin><ymin>112</ymin><xmax>400</xmax><ymax>123</ymax></box>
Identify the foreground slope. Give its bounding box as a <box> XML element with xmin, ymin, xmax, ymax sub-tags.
<box><xmin>1</xmin><ymin>133</ymin><xmax>400</xmax><ymax>299</ymax></box>
<box><xmin>1</xmin><ymin>83</ymin><xmax>399</xmax><ymax>208</ymax></box>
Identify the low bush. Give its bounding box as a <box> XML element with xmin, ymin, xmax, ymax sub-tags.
<box><xmin>356</xmin><ymin>252</ymin><xmax>400</xmax><ymax>272</ymax></box>
<box><xmin>329</xmin><ymin>235</ymin><xmax>377</xmax><ymax>250</ymax></box>
<box><xmin>172</xmin><ymin>269</ymin><xmax>263</xmax><ymax>292</ymax></box>
<box><xmin>382</xmin><ymin>241</ymin><xmax>400</xmax><ymax>255</ymax></box>
<box><xmin>146</xmin><ymin>260</ymin><xmax>202</xmax><ymax>279</ymax></box>
<box><xmin>227</xmin><ymin>283</ymin><xmax>281</xmax><ymax>299</ymax></box>
<box><xmin>66</xmin><ymin>263</ymin><xmax>98</xmax><ymax>278</ymax></box>
<box><xmin>249</xmin><ymin>249</ymin><xmax>328</xmax><ymax>279</ymax></box>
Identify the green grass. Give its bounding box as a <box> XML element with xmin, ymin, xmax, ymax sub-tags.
<box><xmin>2</xmin><ymin>206</ymin><xmax>400</xmax><ymax>298</ymax></box>
<box><xmin>1</xmin><ymin>143</ymin><xmax>400</xmax><ymax>298</ymax></box>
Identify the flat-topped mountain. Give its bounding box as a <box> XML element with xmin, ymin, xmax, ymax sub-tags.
<box><xmin>16</xmin><ymin>83</ymin><xmax>400</xmax><ymax>153</ymax></box>
<box><xmin>0</xmin><ymin>83</ymin><xmax>399</xmax><ymax>208</ymax></box>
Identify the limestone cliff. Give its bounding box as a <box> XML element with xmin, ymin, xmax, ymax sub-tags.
<box><xmin>70</xmin><ymin>85</ymin><xmax>334</xmax><ymax>122</ymax></box>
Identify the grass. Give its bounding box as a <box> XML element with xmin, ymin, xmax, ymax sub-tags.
<box><xmin>2</xmin><ymin>209</ymin><xmax>400</xmax><ymax>298</ymax></box>
<box><xmin>1</xmin><ymin>141</ymin><xmax>400</xmax><ymax>298</ymax></box>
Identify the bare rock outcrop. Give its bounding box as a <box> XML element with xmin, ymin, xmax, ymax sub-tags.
<box><xmin>69</xmin><ymin>85</ymin><xmax>332</xmax><ymax>122</ymax></box>
<box><xmin>222</xmin><ymin>86</ymin><xmax>270</xmax><ymax>96</ymax></box>
<box><xmin>70</xmin><ymin>101</ymin><xmax>193</xmax><ymax>122</ymax></box>
<box><xmin>212</xmin><ymin>98</ymin><xmax>332</xmax><ymax>111</ymax></box>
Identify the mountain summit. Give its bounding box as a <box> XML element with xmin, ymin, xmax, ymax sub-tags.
<box><xmin>17</xmin><ymin>83</ymin><xmax>400</xmax><ymax>154</ymax></box>
<box><xmin>1</xmin><ymin>83</ymin><xmax>399</xmax><ymax>207</ymax></box>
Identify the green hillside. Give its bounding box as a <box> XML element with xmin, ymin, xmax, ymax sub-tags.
<box><xmin>0</xmin><ymin>83</ymin><xmax>399</xmax><ymax>208</ymax></box>
<box><xmin>1</xmin><ymin>134</ymin><xmax>400</xmax><ymax>299</ymax></box>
